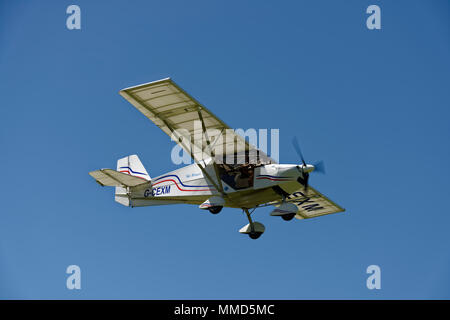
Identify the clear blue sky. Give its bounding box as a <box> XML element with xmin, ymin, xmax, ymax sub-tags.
<box><xmin>1</xmin><ymin>0</ymin><xmax>449</xmax><ymax>299</ymax></box>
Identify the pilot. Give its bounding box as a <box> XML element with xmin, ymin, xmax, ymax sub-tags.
<box><xmin>234</xmin><ymin>166</ymin><xmax>250</xmax><ymax>188</ymax></box>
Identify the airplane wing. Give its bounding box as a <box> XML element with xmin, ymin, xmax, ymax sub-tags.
<box><xmin>269</xmin><ymin>186</ymin><xmax>345</xmax><ymax>220</ymax></box>
<box><xmin>119</xmin><ymin>78</ymin><xmax>274</xmax><ymax>166</ymax></box>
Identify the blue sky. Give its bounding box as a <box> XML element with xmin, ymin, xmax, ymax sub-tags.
<box><xmin>1</xmin><ymin>0</ymin><xmax>449</xmax><ymax>299</ymax></box>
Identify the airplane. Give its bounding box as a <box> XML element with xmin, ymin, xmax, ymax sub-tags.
<box><xmin>89</xmin><ymin>78</ymin><xmax>345</xmax><ymax>239</ymax></box>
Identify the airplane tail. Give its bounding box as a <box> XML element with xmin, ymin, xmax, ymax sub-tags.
<box><xmin>115</xmin><ymin>155</ymin><xmax>151</xmax><ymax>206</ymax></box>
<box><xmin>88</xmin><ymin>154</ymin><xmax>151</xmax><ymax>207</ymax></box>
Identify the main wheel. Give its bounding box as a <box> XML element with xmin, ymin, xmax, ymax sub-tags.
<box><xmin>281</xmin><ymin>213</ymin><xmax>296</xmax><ymax>221</ymax></box>
<box><xmin>249</xmin><ymin>231</ymin><xmax>263</xmax><ymax>240</ymax></box>
<box><xmin>208</xmin><ymin>206</ymin><xmax>222</xmax><ymax>214</ymax></box>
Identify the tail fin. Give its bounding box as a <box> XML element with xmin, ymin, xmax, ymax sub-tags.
<box><xmin>117</xmin><ymin>154</ymin><xmax>150</xmax><ymax>180</ymax></box>
<box><xmin>115</xmin><ymin>155</ymin><xmax>151</xmax><ymax>206</ymax></box>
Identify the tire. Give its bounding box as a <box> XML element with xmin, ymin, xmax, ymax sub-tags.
<box><xmin>281</xmin><ymin>213</ymin><xmax>296</xmax><ymax>221</ymax></box>
<box><xmin>249</xmin><ymin>232</ymin><xmax>263</xmax><ymax>240</ymax></box>
<box><xmin>208</xmin><ymin>206</ymin><xmax>222</xmax><ymax>214</ymax></box>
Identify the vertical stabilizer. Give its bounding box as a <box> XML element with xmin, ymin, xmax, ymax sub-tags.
<box><xmin>115</xmin><ymin>155</ymin><xmax>151</xmax><ymax>206</ymax></box>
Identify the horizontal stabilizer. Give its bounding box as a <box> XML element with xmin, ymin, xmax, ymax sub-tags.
<box><xmin>89</xmin><ymin>169</ymin><xmax>149</xmax><ymax>187</ymax></box>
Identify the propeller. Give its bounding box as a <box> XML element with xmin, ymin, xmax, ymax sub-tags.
<box><xmin>292</xmin><ymin>137</ymin><xmax>325</xmax><ymax>192</ymax></box>
<box><xmin>313</xmin><ymin>160</ymin><xmax>326</xmax><ymax>174</ymax></box>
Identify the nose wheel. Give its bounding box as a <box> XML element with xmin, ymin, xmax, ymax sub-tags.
<box><xmin>249</xmin><ymin>231</ymin><xmax>263</xmax><ymax>240</ymax></box>
<box><xmin>239</xmin><ymin>208</ymin><xmax>265</xmax><ymax>240</ymax></box>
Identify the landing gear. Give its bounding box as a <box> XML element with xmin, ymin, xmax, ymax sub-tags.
<box><xmin>249</xmin><ymin>231</ymin><xmax>263</xmax><ymax>239</ymax></box>
<box><xmin>200</xmin><ymin>196</ymin><xmax>226</xmax><ymax>212</ymax></box>
<box><xmin>269</xmin><ymin>201</ymin><xmax>298</xmax><ymax>221</ymax></box>
<box><xmin>239</xmin><ymin>208</ymin><xmax>265</xmax><ymax>240</ymax></box>
<box><xmin>208</xmin><ymin>206</ymin><xmax>222</xmax><ymax>214</ymax></box>
<box><xmin>281</xmin><ymin>212</ymin><xmax>296</xmax><ymax>221</ymax></box>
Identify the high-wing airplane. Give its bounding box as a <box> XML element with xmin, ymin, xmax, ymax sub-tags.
<box><xmin>89</xmin><ymin>78</ymin><xmax>344</xmax><ymax>239</ymax></box>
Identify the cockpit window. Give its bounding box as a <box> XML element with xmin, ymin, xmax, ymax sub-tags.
<box><xmin>218</xmin><ymin>163</ymin><xmax>255</xmax><ymax>190</ymax></box>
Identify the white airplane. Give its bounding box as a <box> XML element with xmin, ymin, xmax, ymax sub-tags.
<box><xmin>89</xmin><ymin>78</ymin><xmax>344</xmax><ymax>239</ymax></box>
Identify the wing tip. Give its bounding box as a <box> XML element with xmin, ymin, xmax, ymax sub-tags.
<box><xmin>119</xmin><ymin>77</ymin><xmax>172</xmax><ymax>93</ymax></box>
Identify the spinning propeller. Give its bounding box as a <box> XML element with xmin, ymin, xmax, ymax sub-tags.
<box><xmin>292</xmin><ymin>137</ymin><xmax>325</xmax><ymax>192</ymax></box>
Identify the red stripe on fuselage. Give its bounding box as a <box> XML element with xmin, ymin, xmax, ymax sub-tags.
<box><xmin>152</xmin><ymin>179</ymin><xmax>212</xmax><ymax>192</ymax></box>
<box><xmin>119</xmin><ymin>170</ymin><xmax>148</xmax><ymax>180</ymax></box>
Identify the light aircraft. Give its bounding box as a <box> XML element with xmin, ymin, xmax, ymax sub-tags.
<box><xmin>89</xmin><ymin>78</ymin><xmax>344</xmax><ymax>239</ymax></box>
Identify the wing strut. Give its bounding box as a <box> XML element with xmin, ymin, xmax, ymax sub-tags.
<box><xmin>169</xmin><ymin>115</ymin><xmax>225</xmax><ymax>196</ymax></box>
<box><xmin>197</xmin><ymin>107</ymin><xmax>225</xmax><ymax>195</ymax></box>
<box><xmin>128</xmin><ymin>91</ymin><xmax>224</xmax><ymax>196</ymax></box>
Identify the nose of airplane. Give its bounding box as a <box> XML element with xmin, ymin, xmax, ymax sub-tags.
<box><xmin>300</xmin><ymin>164</ymin><xmax>315</xmax><ymax>173</ymax></box>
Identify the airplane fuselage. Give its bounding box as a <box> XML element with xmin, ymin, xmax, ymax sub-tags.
<box><xmin>129</xmin><ymin>162</ymin><xmax>306</xmax><ymax>208</ymax></box>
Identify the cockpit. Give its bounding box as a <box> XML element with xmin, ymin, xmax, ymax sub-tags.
<box><xmin>215</xmin><ymin>150</ymin><xmax>274</xmax><ymax>190</ymax></box>
<box><xmin>218</xmin><ymin>163</ymin><xmax>255</xmax><ymax>190</ymax></box>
